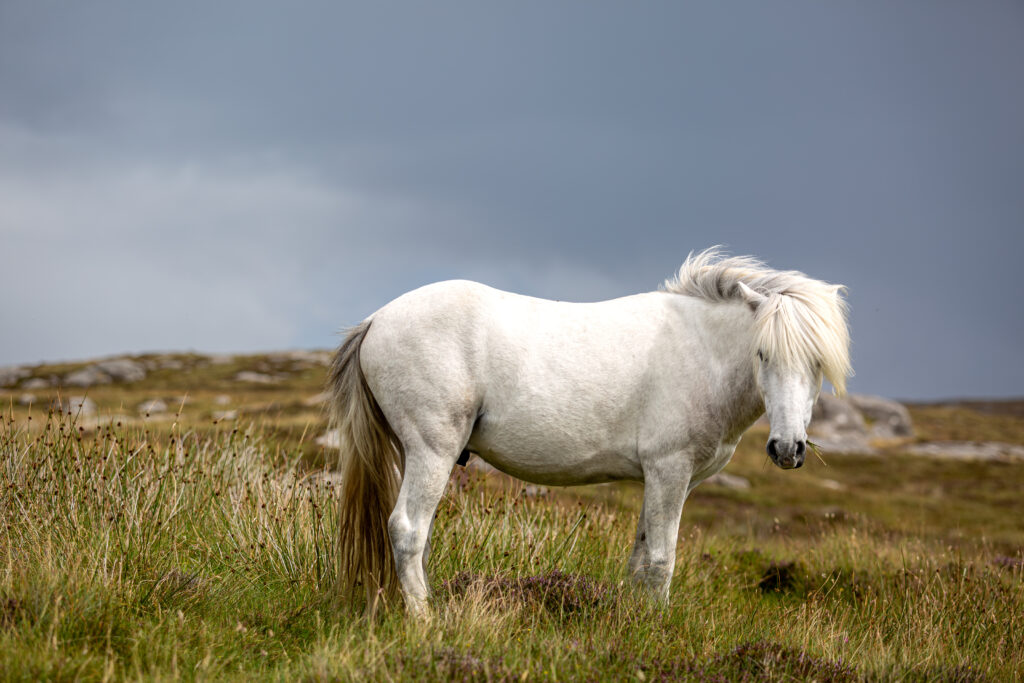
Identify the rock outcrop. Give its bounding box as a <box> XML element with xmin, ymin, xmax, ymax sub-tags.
<box><xmin>0</xmin><ymin>366</ymin><xmax>29</xmax><ymax>388</ymax></box>
<box><xmin>233</xmin><ymin>371</ymin><xmax>279</xmax><ymax>384</ymax></box>
<box><xmin>906</xmin><ymin>441</ymin><xmax>1024</xmax><ymax>463</ymax></box>
<box><xmin>64</xmin><ymin>365</ymin><xmax>112</xmax><ymax>387</ymax></box>
<box><xmin>848</xmin><ymin>394</ymin><xmax>913</xmax><ymax>438</ymax></box>
<box><xmin>809</xmin><ymin>393</ymin><xmax>915</xmax><ymax>454</ymax></box>
<box><xmin>810</xmin><ymin>394</ymin><xmax>875</xmax><ymax>454</ymax></box>
<box><xmin>94</xmin><ymin>358</ymin><xmax>147</xmax><ymax>383</ymax></box>
<box><xmin>52</xmin><ymin>396</ymin><xmax>97</xmax><ymax>416</ymax></box>
<box><xmin>138</xmin><ymin>399</ymin><xmax>168</xmax><ymax>415</ymax></box>
<box><xmin>64</xmin><ymin>358</ymin><xmax>147</xmax><ymax>387</ymax></box>
<box><xmin>704</xmin><ymin>472</ymin><xmax>752</xmax><ymax>490</ymax></box>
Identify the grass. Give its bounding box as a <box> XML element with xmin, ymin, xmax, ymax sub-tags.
<box><xmin>1</xmin><ymin>354</ymin><xmax>1023</xmax><ymax>680</ymax></box>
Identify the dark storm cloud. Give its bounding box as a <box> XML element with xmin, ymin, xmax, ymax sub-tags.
<box><xmin>1</xmin><ymin>1</ymin><xmax>1022</xmax><ymax>398</ymax></box>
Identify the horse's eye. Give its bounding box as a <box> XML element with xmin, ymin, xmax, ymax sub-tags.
<box><xmin>757</xmin><ymin>350</ymin><xmax>765</xmax><ymax>361</ymax></box>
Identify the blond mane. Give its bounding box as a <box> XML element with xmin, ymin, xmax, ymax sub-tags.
<box><xmin>662</xmin><ymin>248</ymin><xmax>853</xmax><ymax>394</ymax></box>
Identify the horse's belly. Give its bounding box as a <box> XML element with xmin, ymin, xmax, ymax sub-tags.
<box><xmin>466</xmin><ymin>433</ymin><xmax>643</xmax><ymax>486</ymax></box>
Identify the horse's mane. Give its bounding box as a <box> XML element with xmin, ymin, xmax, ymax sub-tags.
<box><xmin>662</xmin><ymin>248</ymin><xmax>852</xmax><ymax>394</ymax></box>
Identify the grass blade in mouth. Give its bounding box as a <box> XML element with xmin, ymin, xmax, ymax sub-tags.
<box><xmin>806</xmin><ymin>440</ymin><xmax>828</xmax><ymax>466</ymax></box>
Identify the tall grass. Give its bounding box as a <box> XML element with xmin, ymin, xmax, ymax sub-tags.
<box><xmin>1</xmin><ymin>410</ymin><xmax>1021</xmax><ymax>680</ymax></box>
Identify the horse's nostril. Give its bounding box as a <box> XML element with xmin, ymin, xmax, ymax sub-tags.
<box><xmin>795</xmin><ymin>440</ymin><xmax>806</xmax><ymax>457</ymax></box>
<box><xmin>766</xmin><ymin>439</ymin><xmax>778</xmax><ymax>459</ymax></box>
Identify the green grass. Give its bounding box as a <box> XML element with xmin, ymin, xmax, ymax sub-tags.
<box><xmin>1</xmin><ymin>356</ymin><xmax>1023</xmax><ymax>680</ymax></box>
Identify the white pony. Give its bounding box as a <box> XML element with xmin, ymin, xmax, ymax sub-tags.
<box><xmin>329</xmin><ymin>249</ymin><xmax>851</xmax><ymax>612</ymax></box>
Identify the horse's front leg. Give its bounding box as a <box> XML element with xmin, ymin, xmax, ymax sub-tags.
<box><xmin>628</xmin><ymin>497</ymin><xmax>648</xmax><ymax>582</ymax></box>
<box><xmin>634</xmin><ymin>455</ymin><xmax>692</xmax><ymax>602</ymax></box>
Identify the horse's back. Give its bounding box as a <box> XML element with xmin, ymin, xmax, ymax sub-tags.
<box><xmin>361</xmin><ymin>279</ymin><xmax>670</xmax><ymax>398</ymax></box>
<box><xmin>358</xmin><ymin>280</ymin><xmax>686</xmax><ymax>483</ymax></box>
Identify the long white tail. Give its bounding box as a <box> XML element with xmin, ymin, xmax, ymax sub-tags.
<box><xmin>327</xmin><ymin>320</ymin><xmax>404</xmax><ymax>608</ymax></box>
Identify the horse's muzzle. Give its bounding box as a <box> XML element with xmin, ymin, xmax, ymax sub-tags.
<box><xmin>767</xmin><ymin>438</ymin><xmax>805</xmax><ymax>469</ymax></box>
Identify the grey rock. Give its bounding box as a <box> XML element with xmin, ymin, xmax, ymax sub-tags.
<box><xmin>53</xmin><ymin>396</ymin><xmax>97</xmax><ymax>416</ymax></box>
<box><xmin>64</xmin><ymin>365</ymin><xmax>112</xmax><ymax>387</ymax></box>
<box><xmin>906</xmin><ymin>441</ymin><xmax>1024</xmax><ymax>463</ymax></box>
<box><xmin>809</xmin><ymin>431</ymin><xmax>875</xmax><ymax>455</ymax></box>
<box><xmin>0</xmin><ymin>366</ymin><xmax>29</xmax><ymax>387</ymax></box>
<box><xmin>316</xmin><ymin>429</ymin><xmax>342</xmax><ymax>449</ymax></box>
<box><xmin>94</xmin><ymin>358</ymin><xmax>146</xmax><ymax>383</ymax></box>
<box><xmin>806</xmin><ymin>393</ymin><xmax>915</xmax><ymax>454</ymax></box>
<box><xmin>812</xmin><ymin>394</ymin><xmax>868</xmax><ymax>432</ymax></box>
<box><xmin>18</xmin><ymin>393</ymin><xmax>36</xmax><ymax>406</ymax></box>
<box><xmin>704</xmin><ymin>472</ymin><xmax>751</xmax><ymax>490</ymax></box>
<box><xmin>303</xmin><ymin>391</ymin><xmax>330</xmax><ymax>407</ymax></box>
<box><xmin>138</xmin><ymin>399</ymin><xmax>168</xmax><ymax>414</ymax></box>
<box><xmin>288</xmin><ymin>350</ymin><xmax>331</xmax><ymax>366</ymax></box>
<box><xmin>809</xmin><ymin>394</ymin><xmax>874</xmax><ymax>454</ymax></box>
<box><xmin>21</xmin><ymin>377</ymin><xmax>51</xmax><ymax>389</ymax></box>
<box><xmin>212</xmin><ymin>410</ymin><xmax>237</xmax><ymax>421</ymax></box>
<box><xmin>849</xmin><ymin>394</ymin><xmax>914</xmax><ymax>438</ymax></box>
<box><xmin>214</xmin><ymin>394</ymin><xmax>232</xmax><ymax>406</ymax></box>
<box><xmin>233</xmin><ymin>371</ymin><xmax>279</xmax><ymax>384</ymax></box>
<box><xmin>467</xmin><ymin>457</ymin><xmax>496</xmax><ymax>474</ymax></box>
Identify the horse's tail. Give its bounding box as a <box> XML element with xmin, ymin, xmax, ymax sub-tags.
<box><xmin>327</xmin><ymin>320</ymin><xmax>404</xmax><ymax>609</ymax></box>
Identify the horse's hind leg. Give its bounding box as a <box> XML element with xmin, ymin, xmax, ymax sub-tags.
<box><xmin>387</xmin><ymin>448</ymin><xmax>453</xmax><ymax>614</ymax></box>
<box><xmin>387</xmin><ymin>421</ymin><xmax>469</xmax><ymax>614</ymax></box>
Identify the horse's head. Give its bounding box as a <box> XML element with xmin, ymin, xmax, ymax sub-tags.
<box><xmin>737</xmin><ymin>280</ymin><xmax>850</xmax><ymax>470</ymax></box>
<box><xmin>754</xmin><ymin>348</ymin><xmax>820</xmax><ymax>469</ymax></box>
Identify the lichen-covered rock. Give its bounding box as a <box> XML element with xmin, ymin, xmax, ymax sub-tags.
<box><xmin>812</xmin><ymin>394</ymin><xmax>868</xmax><ymax>432</ymax></box>
<box><xmin>0</xmin><ymin>366</ymin><xmax>29</xmax><ymax>388</ymax></box>
<box><xmin>809</xmin><ymin>394</ymin><xmax>874</xmax><ymax>454</ymax></box>
<box><xmin>52</xmin><ymin>396</ymin><xmax>97</xmax><ymax>416</ymax></box>
<box><xmin>64</xmin><ymin>358</ymin><xmax>147</xmax><ymax>386</ymax></box>
<box><xmin>233</xmin><ymin>371</ymin><xmax>279</xmax><ymax>384</ymax></box>
<box><xmin>64</xmin><ymin>365</ymin><xmax>113</xmax><ymax>387</ymax></box>
<box><xmin>907</xmin><ymin>441</ymin><xmax>1024</xmax><ymax>462</ymax></box>
<box><xmin>138</xmin><ymin>399</ymin><xmax>168</xmax><ymax>414</ymax></box>
<box><xmin>849</xmin><ymin>394</ymin><xmax>914</xmax><ymax>438</ymax></box>
<box><xmin>316</xmin><ymin>428</ymin><xmax>342</xmax><ymax>449</ymax></box>
<box><xmin>94</xmin><ymin>358</ymin><xmax>147</xmax><ymax>383</ymax></box>
<box><xmin>704</xmin><ymin>472</ymin><xmax>752</xmax><ymax>490</ymax></box>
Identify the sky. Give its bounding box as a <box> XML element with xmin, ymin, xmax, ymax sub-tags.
<box><xmin>1</xmin><ymin>1</ymin><xmax>1022</xmax><ymax>400</ymax></box>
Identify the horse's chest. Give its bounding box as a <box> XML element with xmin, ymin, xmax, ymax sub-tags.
<box><xmin>690</xmin><ymin>441</ymin><xmax>739</xmax><ymax>484</ymax></box>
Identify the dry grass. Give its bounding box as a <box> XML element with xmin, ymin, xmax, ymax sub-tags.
<box><xmin>1</xmin><ymin>354</ymin><xmax>1022</xmax><ymax>680</ymax></box>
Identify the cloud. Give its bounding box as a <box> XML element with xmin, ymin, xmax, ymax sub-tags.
<box><xmin>1</xmin><ymin>2</ymin><xmax>1022</xmax><ymax>398</ymax></box>
<box><xmin>0</xmin><ymin>123</ymin><xmax>386</xmax><ymax>360</ymax></box>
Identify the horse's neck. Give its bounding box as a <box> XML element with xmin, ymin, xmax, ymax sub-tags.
<box><xmin>693</xmin><ymin>301</ymin><xmax>765</xmax><ymax>442</ymax></box>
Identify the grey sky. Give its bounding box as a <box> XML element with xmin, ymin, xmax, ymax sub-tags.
<box><xmin>1</xmin><ymin>1</ymin><xmax>1022</xmax><ymax>400</ymax></box>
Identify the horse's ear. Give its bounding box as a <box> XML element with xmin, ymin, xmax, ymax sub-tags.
<box><xmin>736</xmin><ymin>282</ymin><xmax>767</xmax><ymax>312</ymax></box>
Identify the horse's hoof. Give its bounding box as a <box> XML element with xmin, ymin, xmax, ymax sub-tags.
<box><xmin>404</xmin><ymin>597</ymin><xmax>432</xmax><ymax>620</ymax></box>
